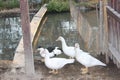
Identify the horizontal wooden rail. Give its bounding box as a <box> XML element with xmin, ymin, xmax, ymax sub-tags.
<box><xmin>107</xmin><ymin>6</ymin><xmax>120</xmax><ymax>22</ymax></box>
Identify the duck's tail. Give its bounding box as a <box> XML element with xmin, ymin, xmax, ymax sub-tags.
<box><xmin>99</xmin><ymin>62</ymin><xmax>106</xmax><ymax>66</ymax></box>
<box><xmin>66</xmin><ymin>59</ymin><xmax>75</xmax><ymax>64</ymax></box>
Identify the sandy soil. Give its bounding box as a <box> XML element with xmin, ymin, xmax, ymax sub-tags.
<box><xmin>0</xmin><ymin>55</ymin><xmax>120</xmax><ymax>80</ymax></box>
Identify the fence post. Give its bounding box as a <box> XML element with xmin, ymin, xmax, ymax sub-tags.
<box><xmin>103</xmin><ymin>0</ymin><xmax>109</xmax><ymax>63</ymax></box>
<box><xmin>20</xmin><ymin>0</ymin><xmax>35</xmax><ymax>75</ymax></box>
<box><xmin>99</xmin><ymin>0</ymin><xmax>103</xmax><ymax>54</ymax></box>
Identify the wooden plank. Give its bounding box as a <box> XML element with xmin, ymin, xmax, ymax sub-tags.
<box><xmin>114</xmin><ymin>21</ymin><xmax>118</xmax><ymax>49</ymax></box>
<box><xmin>103</xmin><ymin>0</ymin><xmax>108</xmax><ymax>53</ymax></box>
<box><xmin>107</xmin><ymin>6</ymin><xmax>120</xmax><ymax>22</ymax></box>
<box><xmin>11</xmin><ymin>4</ymin><xmax>47</xmax><ymax>73</ymax></box>
<box><xmin>103</xmin><ymin>0</ymin><xmax>109</xmax><ymax>61</ymax></box>
<box><xmin>31</xmin><ymin>4</ymin><xmax>47</xmax><ymax>40</ymax></box>
<box><xmin>109</xmin><ymin>43</ymin><xmax>120</xmax><ymax>64</ymax></box>
<box><xmin>99</xmin><ymin>0</ymin><xmax>103</xmax><ymax>52</ymax></box>
<box><xmin>107</xmin><ymin>2</ymin><xmax>120</xmax><ymax>67</ymax></box>
<box><xmin>116</xmin><ymin>22</ymin><xmax>119</xmax><ymax>51</ymax></box>
<box><xmin>118</xmin><ymin>0</ymin><xmax>120</xmax><ymax>13</ymax></box>
<box><xmin>116</xmin><ymin>0</ymin><xmax>119</xmax><ymax>12</ymax></box>
<box><xmin>119</xmin><ymin>22</ymin><xmax>120</xmax><ymax>52</ymax></box>
<box><xmin>110</xmin><ymin>17</ymin><xmax>113</xmax><ymax>45</ymax></box>
<box><xmin>33</xmin><ymin>17</ymin><xmax>48</xmax><ymax>50</ymax></box>
<box><xmin>108</xmin><ymin>18</ymin><xmax>111</xmax><ymax>43</ymax></box>
<box><xmin>20</xmin><ymin>0</ymin><xmax>35</xmax><ymax>75</ymax></box>
<box><xmin>112</xmin><ymin>19</ymin><xmax>116</xmax><ymax>47</ymax></box>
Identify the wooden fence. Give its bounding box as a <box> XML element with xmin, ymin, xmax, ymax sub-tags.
<box><xmin>70</xmin><ymin>0</ymin><xmax>120</xmax><ymax>68</ymax></box>
<box><xmin>106</xmin><ymin>0</ymin><xmax>120</xmax><ymax>68</ymax></box>
<box><xmin>69</xmin><ymin>0</ymin><xmax>99</xmax><ymax>54</ymax></box>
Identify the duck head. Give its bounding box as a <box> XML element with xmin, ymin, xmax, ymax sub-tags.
<box><xmin>37</xmin><ymin>47</ymin><xmax>44</xmax><ymax>53</ymax></box>
<box><xmin>75</xmin><ymin>43</ymin><xmax>80</xmax><ymax>48</ymax></box>
<box><xmin>38</xmin><ymin>48</ymin><xmax>46</xmax><ymax>57</ymax></box>
<box><xmin>56</xmin><ymin>36</ymin><xmax>64</xmax><ymax>41</ymax></box>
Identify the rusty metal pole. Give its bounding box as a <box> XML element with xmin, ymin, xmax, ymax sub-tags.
<box><xmin>20</xmin><ymin>0</ymin><xmax>35</xmax><ymax>75</ymax></box>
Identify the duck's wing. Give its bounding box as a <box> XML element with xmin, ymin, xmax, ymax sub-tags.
<box><xmin>50</xmin><ymin>58</ymin><xmax>74</xmax><ymax>64</ymax></box>
<box><xmin>88</xmin><ymin>55</ymin><xmax>106</xmax><ymax>66</ymax></box>
<box><xmin>53</xmin><ymin>49</ymin><xmax>62</xmax><ymax>55</ymax></box>
<box><xmin>64</xmin><ymin>47</ymin><xmax>75</xmax><ymax>52</ymax></box>
<box><xmin>81</xmin><ymin>53</ymin><xmax>106</xmax><ymax>67</ymax></box>
<box><xmin>48</xmin><ymin>52</ymin><xmax>55</xmax><ymax>57</ymax></box>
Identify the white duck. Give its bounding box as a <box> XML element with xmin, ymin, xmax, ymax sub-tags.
<box><xmin>37</xmin><ymin>46</ymin><xmax>63</xmax><ymax>53</ymax></box>
<box><xmin>37</xmin><ymin>47</ymin><xmax>62</xmax><ymax>57</ymax></box>
<box><xmin>75</xmin><ymin>43</ymin><xmax>106</xmax><ymax>74</ymax></box>
<box><xmin>56</xmin><ymin>36</ymin><xmax>75</xmax><ymax>58</ymax></box>
<box><xmin>52</xmin><ymin>47</ymin><xmax>62</xmax><ymax>56</ymax></box>
<box><xmin>44</xmin><ymin>49</ymin><xmax>75</xmax><ymax>74</ymax></box>
<box><xmin>38</xmin><ymin>48</ymin><xmax>54</xmax><ymax>57</ymax></box>
<box><xmin>37</xmin><ymin>48</ymin><xmax>54</xmax><ymax>62</ymax></box>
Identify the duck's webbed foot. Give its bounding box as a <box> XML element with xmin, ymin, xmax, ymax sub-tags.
<box><xmin>81</xmin><ymin>67</ymin><xmax>88</xmax><ymax>74</ymax></box>
<box><xmin>41</xmin><ymin>58</ymin><xmax>45</xmax><ymax>62</ymax></box>
<box><xmin>49</xmin><ymin>69</ymin><xmax>58</xmax><ymax>74</ymax></box>
<box><xmin>49</xmin><ymin>69</ymin><xmax>54</xmax><ymax>73</ymax></box>
<box><xmin>54</xmin><ymin>70</ymin><xmax>58</xmax><ymax>74</ymax></box>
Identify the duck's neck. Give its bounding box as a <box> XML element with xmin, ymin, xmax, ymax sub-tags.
<box><xmin>61</xmin><ymin>39</ymin><xmax>67</xmax><ymax>48</ymax></box>
<box><xmin>75</xmin><ymin>48</ymin><xmax>81</xmax><ymax>57</ymax></box>
<box><xmin>45</xmin><ymin>53</ymin><xmax>50</xmax><ymax>61</ymax></box>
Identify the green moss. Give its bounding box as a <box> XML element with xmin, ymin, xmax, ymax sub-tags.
<box><xmin>47</xmin><ymin>0</ymin><xmax>69</xmax><ymax>12</ymax></box>
<box><xmin>0</xmin><ymin>0</ymin><xmax>19</xmax><ymax>10</ymax></box>
<box><xmin>0</xmin><ymin>0</ymin><xmax>69</xmax><ymax>12</ymax></box>
<box><xmin>74</xmin><ymin>1</ymin><xmax>98</xmax><ymax>9</ymax></box>
<box><xmin>6</xmin><ymin>0</ymin><xmax>19</xmax><ymax>9</ymax></box>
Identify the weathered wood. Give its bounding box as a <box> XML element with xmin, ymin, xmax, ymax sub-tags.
<box><xmin>20</xmin><ymin>0</ymin><xmax>35</xmax><ymax>75</ymax></box>
<box><xmin>107</xmin><ymin>6</ymin><xmax>120</xmax><ymax>22</ymax></box>
<box><xmin>116</xmin><ymin>22</ymin><xmax>119</xmax><ymax>51</ymax></box>
<box><xmin>115</xmin><ymin>22</ymin><xmax>118</xmax><ymax>49</ymax></box>
<box><xmin>103</xmin><ymin>0</ymin><xmax>109</xmax><ymax>62</ymax></box>
<box><xmin>31</xmin><ymin>4</ymin><xmax>47</xmax><ymax>39</ymax></box>
<box><xmin>70</xmin><ymin>0</ymin><xmax>98</xmax><ymax>53</ymax></box>
<box><xmin>99</xmin><ymin>0</ymin><xmax>104</xmax><ymax>53</ymax></box>
<box><xmin>118</xmin><ymin>0</ymin><xmax>120</xmax><ymax>13</ymax></box>
<box><xmin>111</xmin><ymin>18</ymin><xmax>114</xmax><ymax>45</ymax></box>
<box><xmin>109</xmin><ymin>43</ymin><xmax>120</xmax><ymax>64</ymax></box>
<box><xmin>11</xmin><ymin>4</ymin><xmax>47</xmax><ymax>73</ymax></box>
<box><xmin>118</xmin><ymin>22</ymin><xmax>120</xmax><ymax>52</ymax></box>
<box><xmin>106</xmin><ymin>0</ymin><xmax>120</xmax><ymax>68</ymax></box>
<box><xmin>33</xmin><ymin>17</ymin><xmax>48</xmax><ymax>50</ymax></box>
<box><xmin>112</xmin><ymin>19</ymin><xmax>116</xmax><ymax>47</ymax></box>
<box><xmin>70</xmin><ymin>0</ymin><xmax>120</xmax><ymax>68</ymax></box>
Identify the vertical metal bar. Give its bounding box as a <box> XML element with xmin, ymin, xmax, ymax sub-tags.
<box><xmin>20</xmin><ymin>0</ymin><xmax>35</xmax><ymax>75</ymax></box>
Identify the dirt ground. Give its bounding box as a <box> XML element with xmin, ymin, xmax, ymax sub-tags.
<box><xmin>0</xmin><ymin>55</ymin><xmax>120</xmax><ymax>80</ymax></box>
